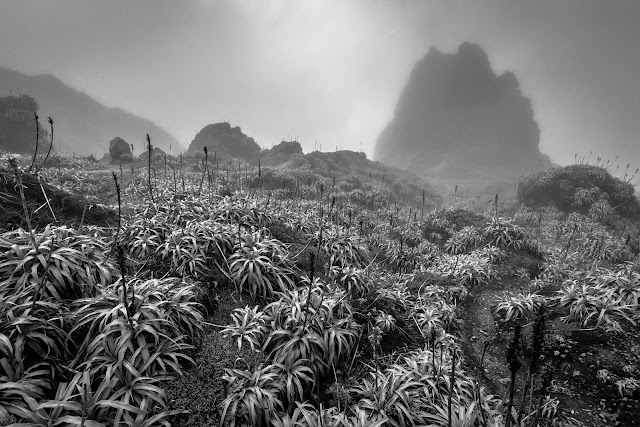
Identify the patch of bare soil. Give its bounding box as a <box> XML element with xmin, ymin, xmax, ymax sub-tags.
<box><xmin>165</xmin><ymin>285</ymin><xmax>261</xmax><ymax>427</ymax></box>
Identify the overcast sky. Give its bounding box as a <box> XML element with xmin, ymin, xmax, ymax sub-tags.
<box><xmin>1</xmin><ymin>0</ymin><xmax>639</xmax><ymax>169</ymax></box>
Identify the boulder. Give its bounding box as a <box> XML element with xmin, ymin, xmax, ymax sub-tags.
<box><xmin>109</xmin><ymin>137</ymin><xmax>132</xmax><ymax>163</ymax></box>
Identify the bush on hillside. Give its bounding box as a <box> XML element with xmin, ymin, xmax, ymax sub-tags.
<box><xmin>518</xmin><ymin>164</ymin><xmax>640</xmax><ymax>221</ymax></box>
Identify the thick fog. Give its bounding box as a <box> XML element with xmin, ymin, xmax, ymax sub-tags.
<box><xmin>1</xmin><ymin>0</ymin><xmax>639</xmax><ymax>167</ymax></box>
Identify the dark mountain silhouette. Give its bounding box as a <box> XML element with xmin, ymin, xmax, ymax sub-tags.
<box><xmin>186</xmin><ymin>122</ymin><xmax>261</xmax><ymax>162</ymax></box>
<box><xmin>374</xmin><ymin>42</ymin><xmax>548</xmax><ymax>178</ymax></box>
<box><xmin>0</xmin><ymin>67</ymin><xmax>179</xmax><ymax>156</ymax></box>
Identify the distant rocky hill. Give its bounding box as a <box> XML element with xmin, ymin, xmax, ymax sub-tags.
<box><xmin>259</xmin><ymin>140</ymin><xmax>304</xmax><ymax>166</ymax></box>
<box><xmin>186</xmin><ymin>122</ymin><xmax>261</xmax><ymax>162</ymax></box>
<box><xmin>0</xmin><ymin>67</ymin><xmax>179</xmax><ymax>156</ymax></box>
<box><xmin>374</xmin><ymin>42</ymin><xmax>548</xmax><ymax>179</ymax></box>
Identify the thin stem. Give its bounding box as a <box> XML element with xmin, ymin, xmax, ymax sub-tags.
<box><xmin>29</xmin><ymin>112</ymin><xmax>39</xmax><ymax>171</ymax></box>
<box><xmin>146</xmin><ymin>133</ymin><xmax>155</xmax><ymax>204</ymax></box>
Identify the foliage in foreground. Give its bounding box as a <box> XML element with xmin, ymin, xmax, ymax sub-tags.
<box><xmin>4</xmin><ymin>152</ymin><xmax>640</xmax><ymax>427</ymax></box>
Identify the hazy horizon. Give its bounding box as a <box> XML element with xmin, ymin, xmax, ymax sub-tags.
<box><xmin>1</xmin><ymin>0</ymin><xmax>640</xmax><ymax>168</ymax></box>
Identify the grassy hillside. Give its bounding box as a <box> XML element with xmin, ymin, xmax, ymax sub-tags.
<box><xmin>1</xmin><ymin>151</ymin><xmax>640</xmax><ymax>427</ymax></box>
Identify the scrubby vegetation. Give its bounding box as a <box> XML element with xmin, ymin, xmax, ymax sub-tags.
<box><xmin>1</xmin><ymin>146</ymin><xmax>640</xmax><ymax>427</ymax></box>
<box><xmin>518</xmin><ymin>164</ymin><xmax>640</xmax><ymax>221</ymax></box>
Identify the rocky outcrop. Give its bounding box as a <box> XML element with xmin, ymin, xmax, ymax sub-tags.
<box><xmin>374</xmin><ymin>42</ymin><xmax>545</xmax><ymax>178</ymax></box>
<box><xmin>186</xmin><ymin>122</ymin><xmax>261</xmax><ymax>162</ymax></box>
<box><xmin>259</xmin><ymin>140</ymin><xmax>304</xmax><ymax>166</ymax></box>
<box><xmin>0</xmin><ymin>95</ymin><xmax>49</xmax><ymax>154</ymax></box>
<box><xmin>109</xmin><ymin>137</ymin><xmax>133</xmax><ymax>163</ymax></box>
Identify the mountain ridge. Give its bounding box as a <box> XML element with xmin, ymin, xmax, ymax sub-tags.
<box><xmin>0</xmin><ymin>67</ymin><xmax>180</xmax><ymax>156</ymax></box>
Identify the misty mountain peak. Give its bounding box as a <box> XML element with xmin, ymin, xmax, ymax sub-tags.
<box><xmin>457</xmin><ymin>42</ymin><xmax>490</xmax><ymax>63</ymax></box>
<box><xmin>375</xmin><ymin>42</ymin><xmax>544</xmax><ymax>179</ymax></box>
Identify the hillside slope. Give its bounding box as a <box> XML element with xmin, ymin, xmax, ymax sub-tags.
<box><xmin>0</xmin><ymin>94</ymin><xmax>50</xmax><ymax>154</ymax></box>
<box><xmin>250</xmin><ymin>146</ymin><xmax>442</xmax><ymax>209</ymax></box>
<box><xmin>0</xmin><ymin>67</ymin><xmax>179</xmax><ymax>156</ymax></box>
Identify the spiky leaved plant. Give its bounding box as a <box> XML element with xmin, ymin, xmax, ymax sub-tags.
<box><xmin>29</xmin><ymin>234</ymin><xmax>55</xmax><ymax>313</ymax></box>
<box><xmin>8</xmin><ymin>158</ymin><xmax>37</xmax><ymax>249</ymax></box>
<box><xmin>116</xmin><ymin>245</ymin><xmax>132</xmax><ymax>330</ymax></box>
<box><xmin>222</xmin><ymin>305</ymin><xmax>266</xmax><ymax>352</ymax></box>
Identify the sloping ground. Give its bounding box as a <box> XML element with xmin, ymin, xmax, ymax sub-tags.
<box><xmin>0</xmin><ymin>167</ymin><xmax>117</xmax><ymax>231</ymax></box>
<box><xmin>248</xmin><ymin>149</ymin><xmax>443</xmax><ymax>210</ymax></box>
<box><xmin>0</xmin><ymin>67</ymin><xmax>180</xmax><ymax>155</ymax></box>
<box><xmin>458</xmin><ymin>229</ymin><xmax>640</xmax><ymax>427</ymax></box>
